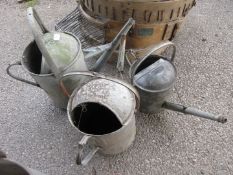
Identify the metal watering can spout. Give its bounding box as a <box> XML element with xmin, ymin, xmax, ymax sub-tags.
<box><xmin>27</xmin><ymin>8</ymin><xmax>51</xmax><ymax>74</ymax></box>
<box><xmin>129</xmin><ymin>41</ymin><xmax>227</xmax><ymax>124</ymax></box>
<box><xmin>162</xmin><ymin>102</ymin><xmax>227</xmax><ymax>123</ymax></box>
<box><xmin>89</xmin><ymin>18</ymin><xmax>135</xmax><ymax>72</ymax></box>
<box><xmin>27</xmin><ymin>7</ymin><xmax>57</xmax><ymax>75</ymax></box>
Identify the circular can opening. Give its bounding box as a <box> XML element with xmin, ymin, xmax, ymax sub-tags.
<box><xmin>22</xmin><ymin>42</ymin><xmax>43</xmax><ymax>74</ymax></box>
<box><xmin>133</xmin><ymin>55</ymin><xmax>176</xmax><ymax>92</ymax></box>
<box><xmin>22</xmin><ymin>41</ymin><xmax>52</xmax><ymax>75</ymax></box>
<box><xmin>134</xmin><ymin>55</ymin><xmax>160</xmax><ymax>75</ymax></box>
<box><xmin>71</xmin><ymin>102</ymin><xmax>122</xmax><ymax>135</ymax></box>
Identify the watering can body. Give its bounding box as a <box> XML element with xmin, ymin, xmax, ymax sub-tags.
<box><xmin>27</xmin><ymin>7</ymin><xmax>88</xmax><ymax>77</ymax></box>
<box><xmin>130</xmin><ymin>41</ymin><xmax>176</xmax><ymax>113</ymax></box>
<box><xmin>129</xmin><ymin>41</ymin><xmax>227</xmax><ymax>123</ymax></box>
<box><xmin>136</xmin><ymin>84</ymin><xmax>173</xmax><ymax>113</ymax></box>
<box><xmin>7</xmin><ymin>8</ymin><xmax>135</xmax><ymax>109</ymax></box>
<box><xmin>41</xmin><ymin>32</ymin><xmax>88</xmax><ymax>75</ymax></box>
<box><xmin>7</xmin><ymin>41</ymin><xmax>69</xmax><ymax>109</ymax></box>
<box><xmin>64</xmin><ymin>72</ymin><xmax>139</xmax><ymax>165</ymax></box>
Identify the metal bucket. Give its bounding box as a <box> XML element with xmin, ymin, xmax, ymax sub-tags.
<box><xmin>130</xmin><ymin>41</ymin><xmax>176</xmax><ymax>113</ymax></box>
<box><xmin>65</xmin><ymin>72</ymin><xmax>139</xmax><ymax>165</ymax></box>
<box><xmin>7</xmin><ymin>41</ymin><xmax>69</xmax><ymax>109</ymax></box>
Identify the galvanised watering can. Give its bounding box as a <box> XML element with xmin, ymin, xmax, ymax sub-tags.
<box><xmin>6</xmin><ymin>7</ymin><xmax>135</xmax><ymax>109</ymax></box>
<box><xmin>63</xmin><ymin>72</ymin><xmax>139</xmax><ymax>166</ymax></box>
<box><xmin>27</xmin><ymin>7</ymin><xmax>87</xmax><ymax>77</ymax></box>
<box><xmin>130</xmin><ymin>41</ymin><xmax>227</xmax><ymax>123</ymax></box>
<box><xmin>27</xmin><ymin>7</ymin><xmax>135</xmax><ymax>77</ymax></box>
<box><xmin>6</xmin><ymin>42</ymin><xmax>69</xmax><ymax>108</ymax></box>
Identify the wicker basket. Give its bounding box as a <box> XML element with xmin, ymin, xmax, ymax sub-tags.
<box><xmin>80</xmin><ymin>0</ymin><xmax>196</xmax><ymax>24</ymax></box>
<box><xmin>78</xmin><ymin>0</ymin><xmax>196</xmax><ymax>49</ymax></box>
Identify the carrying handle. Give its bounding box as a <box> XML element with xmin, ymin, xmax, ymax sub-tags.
<box><xmin>142</xmin><ymin>41</ymin><xmax>176</xmax><ymax>62</ymax></box>
<box><xmin>76</xmin><ymin>135</ymin><xmax>100</xmax><ymax>166</ymax></box>
<box><xmin>127</xmin><ymin>41</ymin><xmax>176</xmax><ymax>66</ymax></box>
<box><xmin>6</xmin><ymin>61</ymin><xmax>40</xmax><ymax>87</ymax></box>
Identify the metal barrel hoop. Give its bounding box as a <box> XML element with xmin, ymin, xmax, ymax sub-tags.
<box><xmin>6</xmin><ymin>61</ymin><xmax>40</xmax><ymax>87</ymax></box>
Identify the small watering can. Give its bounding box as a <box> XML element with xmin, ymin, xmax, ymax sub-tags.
<box><xmin>61</xmin><ymin>72</ymin><xmax>139</xmax><ymax>166</ymax></box>
<box><xmin>6</xmin><ymin>7</ymin><xmax>135</xmax><ymax>109</ymax></box>
<box><xmin>130</xmin><ymin>41</ymin><xmax>227</xmax><ymax>123</ymax></box>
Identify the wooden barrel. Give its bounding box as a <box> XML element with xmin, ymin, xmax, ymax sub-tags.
<box><xmin>105</xmin><ymin>19</ymin><xmax>184</xmax><ymax>49</ymax></box>
<box><xmin>80</xmin><ymin>0</ymin><xmax>196</xmax><ymax>24</ymax></box>
<box><xmin>79</xmin><ymin>0</ymin><xmax>196</xmax><ymax>49</ymax></box>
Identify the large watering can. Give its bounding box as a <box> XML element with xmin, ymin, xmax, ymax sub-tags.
<box><xmin>130</xmin><ymin>41</ymin><xmax>227</xmax><ymax>123</ymax></box>
<box><xmin>60</xmin><ymin>72</ymin><xmax>139</xmax><ymax>166</ymax></box>
<box><xmin>7</xmin><ymin>7</ymin><xmax>135</xmax><ymax>109</ymax></box>
<box><xmin>26</xmin><ymin>7</ymin><xmax>135</xmax><ymax>76</ymax></box>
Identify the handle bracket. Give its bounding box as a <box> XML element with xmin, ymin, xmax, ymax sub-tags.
<box><xmin>6</xmin><ymin>61</ymin><xmax>40</xmax><ymax>87</ymax></box>
<box><xmin>76</xmin><ymin>135</ymin><xmax>100</xmax><ymax>166</ymax></box>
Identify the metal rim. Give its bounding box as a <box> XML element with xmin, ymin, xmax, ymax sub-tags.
<box><xmin>68</xmin><ymin>101</ymin><xmax>133</xmax><ymax>137</ymax></box>
<box><xmin>131</xmin><ymin>57</ymin><xmax>177</xmax><ymax>93</ymax></box>
<box><xmin>61</xmin><ymin>71</ymin><xmax>140</xmax><ymax>109</ymax></box>
<box><xmin>22</xmin><ymin>31</ymin><xmax>84</xmax><ymax>77</ymax></box>
<box><xmin>66</xmin><ymin>75</ymin><xmax>136</xmax><ymax>137</ymax></box>
<box><xmin>21</xmin><ymin>41</ymin><xmax>54</xmax><ymax>77</ymax></box>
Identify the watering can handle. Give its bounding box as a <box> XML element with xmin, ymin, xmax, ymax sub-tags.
<box><xmin>76</xmin><ymin>135</ymin><xmax>100</xmax><ymax>166</ymax></box>
<box><xmin>6</xmin><ymin>61</ymin><xmax>40</xmax><ymax>87</ymax></box>
<box><xmin>127</xmin><ymin>41</ymin><xmax>176</xmax><ymax>65</ymax></box>
<box><xmin>143</xmin><ymin>41</ymin><xmax>176</xmax><ymax>62</ymax></box>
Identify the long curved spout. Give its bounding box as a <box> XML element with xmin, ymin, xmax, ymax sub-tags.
<box><xmin>90</xmin><ymin>18</ymin><xmax>135</xmax><ymax>72</ymax></box>
<box><xmin>162</xmin><ymin>102</ymin><xmax>227</xmax><ymax>123</ymax></box>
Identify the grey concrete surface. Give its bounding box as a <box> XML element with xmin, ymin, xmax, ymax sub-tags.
<box><xmin>0</xmin><ymin>0</ymin><xmax>233</xmax><ymax>174</ymax></box>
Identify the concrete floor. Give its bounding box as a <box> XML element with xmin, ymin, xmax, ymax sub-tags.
<box><xmin>0</xmin><ymin>0</ymin><xmax>233</xmax><ymax>174</ymax></box>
